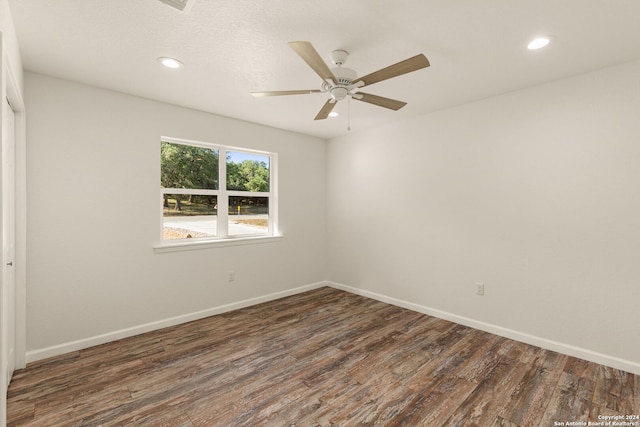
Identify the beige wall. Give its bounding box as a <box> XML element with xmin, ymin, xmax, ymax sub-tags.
<box><xmin>24</xmin><ymin>72</ymin><xmax>327</xmax><ymax>359</ymax></box>
<box><xmin>327</xmin><ymin>60</ymin><xmax>640</xmax><ymax>374</ymax></box>
<box><xmin>20</xmin><ymin>51</ymin><xmax>640</xmax><ymax>375</ymax></box>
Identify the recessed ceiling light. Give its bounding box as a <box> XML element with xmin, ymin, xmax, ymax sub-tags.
<box><xmin>157</xmin><ymin>57</ymin><xmax>184</xmax><ymax>69</ymax></box>
<box><xmin>527</xmin><ymin>37</ymin><xmax>551</xmax><ymax>50</ymax></box>
<box><xmin>329</xmin><ymin>112</ymin><xmax>340</xmax><ymax>118</ymax></box>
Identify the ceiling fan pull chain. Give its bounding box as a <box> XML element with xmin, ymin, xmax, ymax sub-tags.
<box><xmin>348</xmin><ymin>96</ymin><xmax>351</xmax><ymax>131</ymax></box>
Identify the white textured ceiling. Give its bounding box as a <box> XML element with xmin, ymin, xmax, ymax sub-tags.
<box><xmin>8</xmin><ymin>0</ymin><xmax>640</xmax><ymax>139</ymax></box>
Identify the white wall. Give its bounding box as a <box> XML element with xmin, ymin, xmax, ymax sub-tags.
<box><xmin>327</xmin><ymin>60</ymin><xmax>640</xmax><ymax>373</ymax></box>
<box><xmin>25</xmin><ymin>72</ymin><xmax>327</xmax><ymax>360</ymax></box>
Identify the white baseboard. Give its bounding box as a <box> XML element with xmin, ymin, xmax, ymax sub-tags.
<box><xmin>26</xmin><ymin>280</ymin><xmax>640</xmax><ymax>375</ymax></box>
<box><xmin>26</xmin><ymin>281</ymin><xmax>328</xmax><ymax>364</ymax></box>
<box><xmin>328</xmin><ymin>281</ymin><xmax>640</xmax><ymax>376</ymax></box>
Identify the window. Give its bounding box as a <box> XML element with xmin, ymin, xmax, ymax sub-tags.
<box><xmin>160</xmin><ymin>138</ymin><xmax>277</xmax><ymax>244</ymax></box>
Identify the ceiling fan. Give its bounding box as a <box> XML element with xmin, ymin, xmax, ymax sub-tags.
<box><xmin>252</xmin><ymin>41</ymin><xmax>430</xmax><ymax>120</ymax></box>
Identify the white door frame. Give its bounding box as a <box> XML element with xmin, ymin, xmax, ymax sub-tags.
<box><xmin>2</xmin><ymin>92</ymin><xmax>16</xmax><ymax>383</ymax></box>
<box><xmin>4</xmin><ymin>48</ymin><xmax>25</xmax><ymax>374</ymax></box>
<box><xmin>1</xmin><ymin>30</ymin><xmax>27</xmax><ymax>416</ymax></box>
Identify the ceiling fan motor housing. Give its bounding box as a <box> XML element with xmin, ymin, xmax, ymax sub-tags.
<box><xmin>326</xmin><ymin>65</ymin><xmax>358</xmax><ymax>100</ymax></box>
<box><xmin>332</xmin><ymin>66</ymin><xmax>357</xmax><ymax>84</ymax></box>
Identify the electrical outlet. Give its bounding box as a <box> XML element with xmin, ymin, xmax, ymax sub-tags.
<box><xmin>228</xmin><ymin>271</ymin><xmax>235</xmax><ymax>282</ymax></box>
<box><xmin>476</xmin><ymin>283</ymin><xmax>485</xmax><ymax>296</ymax></box>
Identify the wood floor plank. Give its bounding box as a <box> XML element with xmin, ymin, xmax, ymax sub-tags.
<box><xmin>299</xmin><ymin>373</ymin><xmax>363</xmax><ymax>426</ymax></box>
<box><xmin>4</xmin><ymin>400</ymin><xmax>34</xmax><ymax>426</ymax></box>
<box><xmin>564</xmin><ymin>355</ymin><xmax>601</xmax><ymax>379</ymax></box>
<box><xmin>538</xmin><ymin>371</ymin><xmax>595</xmax><ymax>426</ymax></box>
<box><xmin>7</xmin><ymin>287</ymin><xmax>639</xmax><ymax>426</ymax></box>
<box><xmin>589</xmin><ymin>404</ymin><xmax>627</xmax><ymax>423</ymax></box>
<box><xmin>440</xmin><ymin>358</ymin><xmax>530</xmax><ymax>427</ymax></box>
<box><xmin>635</xmin><ymin>374</ymin><xmax>640</xmax><ymax>413</ymax></box>
<box><xmin>451</xmin><ymin>333</ymin><xmax>504</xmax><ymax>383</ymax></box>
<box><xmin>400</xmin><ymin>329</ymin><xmax>482</xmax><ymax>393</ymax></box>
<box><xmin>389</xmin><ymin>375</ymin><xmax>479</xmax><ymax>426</ymax></box>
<box><xmin>592</xmin><ymin>364</ymin><xmax>636</xmax><ymax>413</ymax></box>
<box><xmin>491</xmin><ymin>415</ymin><xmax>522</xmax><ymax>427</ymax></box>
<box><xmin>497</xmin><ymin>360</ymin><xmax>563</xmax><ymax>426</ymax></box>
<box><xmin>122</xmin><ymin>409</ymin><xmax>194</xmax><ymax>427</ymax></box>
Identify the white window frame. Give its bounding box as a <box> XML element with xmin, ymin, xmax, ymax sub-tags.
<box><xmin>155</xmin><ymin>137</ymin><xmax>280</xmax><ymax>252</ymax></box>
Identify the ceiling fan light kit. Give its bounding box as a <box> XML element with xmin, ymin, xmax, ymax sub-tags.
<box><xmin>252</xmin><ymin>41</ymin><xmax>430</xmax><ymax>123</ymax></box>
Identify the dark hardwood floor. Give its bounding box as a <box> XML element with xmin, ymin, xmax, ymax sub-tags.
<box><xmin>7</xmin><ymin>287</ymin><xmax>640</xmax><ymax>426</ymax></box>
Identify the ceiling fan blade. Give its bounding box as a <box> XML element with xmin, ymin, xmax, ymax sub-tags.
<box><xmin>314</xmin><ymin>99</ymin><xmax>337</xmax><ymax>120</ymax></box>
<box><xmin>353</xmin><ymin>92</ymin><xmax>407</xmax><ymax>110</ymax></box>
<box><xmin>289</xmin><ymin>41</ymin><xmax>337</xmax><ymax>84</ymax></box>
<box><xmin>354</xmin><ymin>54</ymin><xmax>430</xmax><ymax>87</ymax></box>
<box><xmin>252</xmin><ymin>90</ymin><xmax>322</xmax><ymax>97</ymax></box>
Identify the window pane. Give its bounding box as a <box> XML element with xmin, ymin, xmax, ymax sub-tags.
<box><xmin>228</xmin><ymin>196</ymin><xmax>269</xmax><ymax>235</ymax></box>
<box><xmin>161</xmin><ymin>142</ymin><xmax>218</xmax><ymax>190</ymax></box>
<box><xmin>226</xmin><ymin>151</ymin><xmax>270</xmax><ymax>192</ymax></box>
<box><xmin>163</xmin><ymin>194</ymin><xmax>217</xmax><ymax>240</ymax></box>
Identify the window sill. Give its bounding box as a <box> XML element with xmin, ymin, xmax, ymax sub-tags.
<box><xmin>153</xmin><ymin>235</ymin><xmax>283</xmax><ymax>253</ymax></box>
